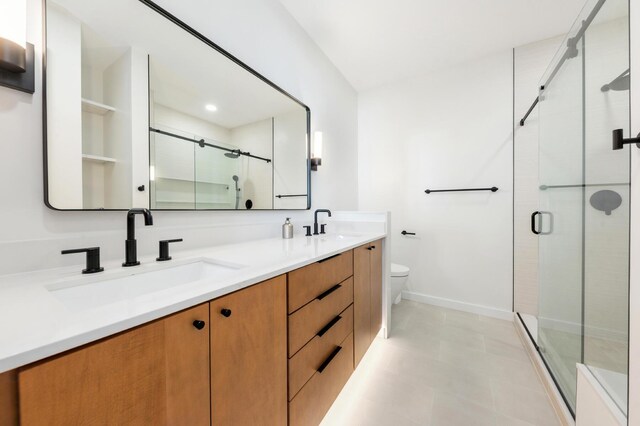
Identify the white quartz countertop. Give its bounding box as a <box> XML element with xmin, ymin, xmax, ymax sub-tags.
<box><xmin>0</xmin><ymin>232</ymin><xmax>385</xmax><ymax>373</ymax></box>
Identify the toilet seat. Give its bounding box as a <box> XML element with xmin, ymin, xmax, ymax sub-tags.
<box><xmin>391</xmin><ymin>263</ymin><xmax>409</xmax><ymax>277</ymax></box>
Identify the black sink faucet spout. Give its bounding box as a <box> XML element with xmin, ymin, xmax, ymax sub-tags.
<box><xmin>123</xmin><ymin>208</ymin><xmax>154</xmax><ymax>267</ymax></box>
<box><xmin>314</xmin><ymin>209</ymin><xmax>332</xmax><ymax>235</ymax></box>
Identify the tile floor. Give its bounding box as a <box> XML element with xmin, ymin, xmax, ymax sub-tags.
<box><xmin>321</xmin><ymin>301</ymin><xmax>560</xmax><ymax>426</ymax></box>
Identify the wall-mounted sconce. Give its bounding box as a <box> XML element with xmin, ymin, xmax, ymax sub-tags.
<box><xmin>311</xmin><ymin>131</ymin><xmax>323</xmax><ymax>171</ymax></box>
<box><xmin>0</xmin><ymin>0</ymin><xmax>35</xmax><ymax>94</ymax></box>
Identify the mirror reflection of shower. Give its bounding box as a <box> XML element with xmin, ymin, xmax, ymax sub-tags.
<box><xmin>232</xmin><ymin>175</ymin><xmax>240</xmax><ymax>210</ymax></box>
<box><xmin>225</xmin><ymin>150</ymin><xmax>241</xmax><ymax>159</ymax></box>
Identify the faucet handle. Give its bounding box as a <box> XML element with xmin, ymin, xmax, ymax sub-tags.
<box><xmin>320</xmin><ymin>224</ymin><xmax>327</xmax><ymax>234</ymax></box>
<box><xmin>157</xmin><ymin>239</ymin><xmax>183</xmax><ymax>261</ymax></box>
<box><xmin>303</xmin><ymin>226</ymin><xmax>312</xmax><ymax>237</ymax></box>
<box><xmin>61</xmin><ymin>247</ymin><xmax>104</xmax><ymax>274</ymax></box>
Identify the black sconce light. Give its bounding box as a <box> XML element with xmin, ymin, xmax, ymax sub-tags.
<box><xmin>311</xmin><ymin>131</ymin><xmax>322</xmax><ymax>171</ymax></box>
<box><xmin>0</xmin><ymin>0</ymin><xmax>35</xmax><ymax>94</ymax></box>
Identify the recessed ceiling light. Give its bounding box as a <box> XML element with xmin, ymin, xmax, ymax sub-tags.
<box><xmin>205</xmin><ymin>104</ymin><xmax>217</xmax><ymax>112</ymax></box>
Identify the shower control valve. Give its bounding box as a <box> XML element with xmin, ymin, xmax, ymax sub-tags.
<box><xmin>612</xmin><ymin>129</ymin><xmax>640</xmax><ymax>150</ymax></box>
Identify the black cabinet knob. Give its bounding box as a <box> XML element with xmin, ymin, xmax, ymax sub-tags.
<box><xmin>220</xmin><ymin>309</ymin><xmax>232</xmax><ymax>317</ymax></box>
<box><xmin>193</xmin><ymin>320</ymin><xmax>206</xmax><ymax>330</ymax></box>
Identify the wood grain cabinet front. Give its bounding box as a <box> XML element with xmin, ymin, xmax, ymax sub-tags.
<box><xmin>209</xmin><ymin>275</ymin><xmax>288</xmax><ymax>426</ymax></box>
<box><xmin>354</xmin><ymin>239</ymin><xmax>383</xmax><ymax>367</ymax></box>
<box><xmin>17</xmin><ymin>303</ymin><xmax>211</xmax><ymax>426</ymax></box>
<box><xmin>288</xmin><ymin>250</ymin><xmax>353</xmax><ymax>314</ymax></box>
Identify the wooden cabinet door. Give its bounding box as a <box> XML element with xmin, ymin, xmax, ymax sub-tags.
<box><xmin>369</xmin><ymin>240</ymin><xmax>383</xmax><ymax>339</ymax></box>
<box><xmin>210</xmin><ymin>275</ymin><xmax>287</xmax><ymax>426</ymax></box>
<box><xmin>18</xmin><ymin>304</ymin><xmax>210</xmax><ymax>426</ymax></box>
<box><xmin>353</xmin><ymin>244</ymin><xmax>372</xmax><ymax>367</ymax></box>
<box><xmin>164</xmin><ymin>303</ymin><xmax>211</xmax><ymax>425</ymax></box>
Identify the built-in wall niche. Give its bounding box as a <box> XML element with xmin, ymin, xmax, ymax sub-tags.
<box><xmin>80</xmin><ymin>24</ymin><xmax>137</xmax><ymax>209</ymax></box>
<box><xmin>44</xmin><ymin>0</ymin><xmax>310</xmax><ymax>211</ymax></box>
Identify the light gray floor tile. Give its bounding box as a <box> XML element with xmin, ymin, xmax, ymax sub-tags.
<box><xmin>323</xmin><ymin>301</ymin><xmax>560</xmax><ymax>426</ymax></box>
<box><xmin>491</xmin><ymin>379</ymin><xmax>561</xmax><ymax>425</ymax></box>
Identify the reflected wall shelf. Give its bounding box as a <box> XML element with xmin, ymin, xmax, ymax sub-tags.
<box><xmin>81</xmin><ymin>98</ymin><xmax>116</xmax><ymax>115</ymax></box>
<box><xmin>155</xmin><ymin>175</ymin><xmax>230</xmax><ymax>188</ymax></box>
<box><xmin>82</xmin><ymin>154</ymin><xmax>117</xmax><ymax>164</ymax></box>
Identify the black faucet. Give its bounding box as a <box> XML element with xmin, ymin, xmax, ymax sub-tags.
<box><xmin>313</xmin><ymin>209</ymin><xmax>332</xmax><ymax>235</ymax></box>
<box><xmin>123</xmin><ymin>208</ymin><xmax>153</xmax><ymax>267</ymax></box>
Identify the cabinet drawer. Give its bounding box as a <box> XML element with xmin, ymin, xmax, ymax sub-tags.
<box><xmin>289</xmin><ymin>333</ymin><xmax>354</xmax><ymax>426</ymax></box>
<box><xmin>288</xmin><ymin>250</ymin><xmax>353</xmax><ymax>313</ymax></box>
<box><xmin>288</xmin><ymin>277</ymin><xmax>353</xmax><ymax>356</ymax></box>
<box><xmin>289</xmin><ymin>304</ymin><xmax>353</xmax><ymax>400</ymax></box>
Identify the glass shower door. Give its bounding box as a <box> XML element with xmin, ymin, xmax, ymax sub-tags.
<box><xmin>536</xmin><ymin>0</ymin><xmax>630</xmax><ymax>414</ymax></box>
<box><xmin>537</xmin><ymin>30</ymin><xmax>584</xmax><ymax>413</ymax></box>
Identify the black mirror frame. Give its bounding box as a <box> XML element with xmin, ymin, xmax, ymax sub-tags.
<box><xmin>42</xmin><ymin>0</ymin><xmax>311</xmax><ymax>211</ymax></box>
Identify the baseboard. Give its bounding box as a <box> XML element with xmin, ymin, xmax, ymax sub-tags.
<box><xmin>514</xmin><ymin>313</ymin><xmax>575</xmax><ymax>426</ymax></box>
<box><xmin>401</xmin><ymin>290</ymin><xmax>513</xmax><ymax>321</ymax></box>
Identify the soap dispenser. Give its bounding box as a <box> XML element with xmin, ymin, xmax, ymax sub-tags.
<box><xmin>282</xmin><ymin>218</ymin><xmax>294</xmax><ymax>239</ymax></box>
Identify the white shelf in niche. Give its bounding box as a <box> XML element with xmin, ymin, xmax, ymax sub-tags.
<box><xmin>82</xmin><ymin>154</ymin><xmax>117</xmax><ymax>164</ymax></box>
<box><xmin>155</xmin><ymin>176</ymin><xmax>230</xmax><ymax>187</ymax></box>
<box><xmin>81</xmin><ymin>98</ymin><xmax>116</xmax><ymax>115</ymax></box>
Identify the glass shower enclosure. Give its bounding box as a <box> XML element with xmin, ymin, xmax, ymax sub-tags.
<box><xmin>533</xmin><ymin>0</ymin><xmax>629</xmax><ymax>415</ymax></box>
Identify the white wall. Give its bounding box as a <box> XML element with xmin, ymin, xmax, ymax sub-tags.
<box><xmin>46</xmin><ymin>4</ymin><xmax>83</xmax><ymax>209</ymax></box>
<box><xmin>0</xmin><ymin>0</ymin><xmax>357</xmax><ymax>276</ymax></box>
<box><xmin>358</xmin><ymin>50</ymin><xmax>514</xmax><ymax>318</ymax></box>
<box><xmin>273</xmin><ymin>109</ymin><xmax>308</xmax><ymax>209</ymax></box>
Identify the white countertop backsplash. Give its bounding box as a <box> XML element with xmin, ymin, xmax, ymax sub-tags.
<box><xmin>0</xmin><ymin>212</ymin><xmax>388</xmax><ymax>374</ymax></box>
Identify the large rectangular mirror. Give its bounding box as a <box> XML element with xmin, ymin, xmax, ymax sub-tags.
<box><xmin>44</xmin><ymin>0</ymin><xmax>310</xmax><ymax>210</ymax></box>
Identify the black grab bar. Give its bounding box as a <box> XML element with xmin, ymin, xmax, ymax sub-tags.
<box><xmin>425</xmin><ymin>187</ymin><xmax>498</xmax><ymax>194</ymax></box>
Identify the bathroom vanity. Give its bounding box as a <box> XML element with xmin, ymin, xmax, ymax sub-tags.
<box><xmin>0</xmin><ymin>234</ymin><xmax>386</xmax><ymax>425</ymax></box>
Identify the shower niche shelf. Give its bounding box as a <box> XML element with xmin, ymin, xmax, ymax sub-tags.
<box><xmin>82</xmin><ymin>154</ymin><xmax>117</xmax><ymax>164</ymax></box>
<box><xmin>81</xmin><ymin>98</ymin><xmax>116</xmax><ymax>115</ymax></box>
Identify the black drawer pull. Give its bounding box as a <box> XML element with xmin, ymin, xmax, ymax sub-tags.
<box><xmin>192</xmin><ymin>320</ymin><xmax>206</xmax><ymax>330</ymax></box>
<box><xmin>317</xmin><ymin>253</ymin><xmax>340</xmax><ymax>263</ymax></box>
<box><xmin>316</xmin><ymin>315</ymin><xmax>342</xmax><ymax>337</ymax></box>
<box><xmin>220</xmin><ymin>309</ymin><xmax>232</xmax><ymax>317</ymax></box>
<box><xmin>317</xmin><ymin>346</ymin><xmax>342</xmax><ymax>373</ymax></box>
<box><xmin>316</xmin><ymin>284</ymin><xmax>341</xmax><ymax>301</ymax></box>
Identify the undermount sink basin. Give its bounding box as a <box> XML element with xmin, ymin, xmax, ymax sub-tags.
<box><xmin>47</xmin><ymin>259</ymin><xmax>243</xmax><ymax>312</ymax></box>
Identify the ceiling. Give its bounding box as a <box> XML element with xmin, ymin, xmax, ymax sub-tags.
<box><xmin>278</xmin><ymin>0</ymin><xmax>589</xmax><ymax>91</ymax></box>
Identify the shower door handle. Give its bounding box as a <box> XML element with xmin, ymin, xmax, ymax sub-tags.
<box><xmin>531</xmin><ymin>211</ymin><xmax>541</xmax><ymax>235</ymax></box>
<box><xmin>539</xmin><ymin>211</ymin><xmax>553</xmax><ymax>235</ymax></box>
<box><xmin>531</xmin><ymin>211</ymin><xmax>553</xmax><ymax>235</ymax></box>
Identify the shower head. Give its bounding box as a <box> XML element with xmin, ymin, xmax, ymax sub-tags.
<box><xmin>225</xmin><ymin>149</ymin><xmax>241</xmax><ymax>159</ymax></box>
<box><xmin>601</xmin><ymin>69</ymin><xmax>630</xmax><ymax>92</ymax></box>
<box><xmin>232</xmin><ymin>175</ymin><xmax>239</xmax><ymax>182</ymax></box>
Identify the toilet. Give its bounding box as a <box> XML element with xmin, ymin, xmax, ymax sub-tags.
<box><xmin>390</xmin><ymin>263</ymin><xmax>410</xmax><ymax>304</ymax></box>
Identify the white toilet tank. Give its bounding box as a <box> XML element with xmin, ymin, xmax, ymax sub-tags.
<box><xmin>390</xmin><ymin>263</ymin><xmax>410</xmax><ymax>305</ymax></box>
